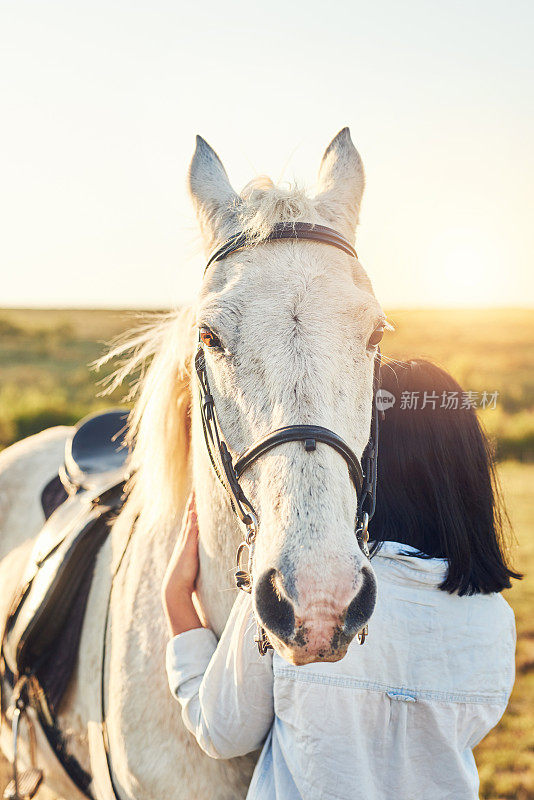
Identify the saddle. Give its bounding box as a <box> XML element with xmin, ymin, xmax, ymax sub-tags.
<box><xmin>1</xmin><ymin>410</ymin><xmax>130</xmax><ymax>800</ymax></box>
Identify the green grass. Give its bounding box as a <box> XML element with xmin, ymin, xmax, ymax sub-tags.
<box><xmin>476</xmin><ymin>462</ymin><xmax>534</xmax><ymax>800</ymax></box>
<box><xmin>0</xmin><ymin>309</ymin><xmax>140</xmax><ymax>447</ymax></box>
<box><xmin>383</xmin><ymin>308</ymin><xmax>534</xmax><ymax>461</ymax></box>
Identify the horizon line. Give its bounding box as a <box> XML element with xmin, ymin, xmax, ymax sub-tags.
<box><xmin>1</xmin><ymin>304</ymin><xmax>533</xmax><ymax>313</ymax></box>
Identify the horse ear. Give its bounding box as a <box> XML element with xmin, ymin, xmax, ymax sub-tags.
<box><xmin>188</xmin><ymin>136</ymin><xmax>239</xmax><ymax>253</ymax></box>
<box><xmin>315</xmin><ymin>128</ymin><xmax>365</xmax><ymax>243</ymax></box>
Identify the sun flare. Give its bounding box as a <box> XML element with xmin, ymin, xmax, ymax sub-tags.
<box><xmin>422</xmin><ymin>228</ymin><xmax>504</xmax><ymax>306</ymax></box>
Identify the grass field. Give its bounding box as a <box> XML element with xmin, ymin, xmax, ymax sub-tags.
<box><xmin>0</xmin><ymin>307</ymin><xmax>533</xmax><ymax>797</ymax></box>
<box><xmin>0</xmin><ymin>307</ymin><xmax>533</xmax><ymax>459</ymax></box>
<box><xmin>475</xmin><ymin>462</ymin><xmax>534</xmax><ymax>800</ymax></box>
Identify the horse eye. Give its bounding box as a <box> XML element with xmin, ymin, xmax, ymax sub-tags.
<box><xmin>368</xmin><ymin>325</ymin><xmax>385</xmax><ymax>348</ymax></box>
<box><xmin>199</xmin><ymin>326</ymin><xmax>222</xmax><ymax>349</ymax></box>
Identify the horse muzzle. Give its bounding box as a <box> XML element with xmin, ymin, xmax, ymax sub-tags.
<box><xmin>253</xmin><ymin>562</ymin><xmax>377</xmax><ymax>664</ymax></box>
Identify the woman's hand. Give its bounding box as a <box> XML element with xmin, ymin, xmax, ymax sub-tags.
<box><xmin>162</xmin><ymin>493</ymin><xmax>203</xmax><ymax>636</ymax></box>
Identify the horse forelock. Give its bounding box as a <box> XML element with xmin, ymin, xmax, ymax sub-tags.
<box><xmin>237</xmin><ymin>178</ymin><xmax>324</xmax><ymax>244</ymax></box>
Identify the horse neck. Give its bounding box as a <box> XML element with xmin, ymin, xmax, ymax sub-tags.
<box><xmin>121</xmin><ymin>462</ymin><xmax>239</xmax><ymax>645</ymax></box>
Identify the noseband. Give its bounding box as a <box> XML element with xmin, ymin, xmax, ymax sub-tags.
<box><xmin>196</xmin><ymin>222</ymin><xmax>380</xmax><ymax>653</ymax></box>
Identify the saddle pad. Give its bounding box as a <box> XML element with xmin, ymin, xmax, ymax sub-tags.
<box><xmin>1</xmin><ymin>410</ymin><xmax>131</xmax><ymax>798</ymax></box>
<box><xmin>41</xmin><ymin>474</ymin><xmax>69</xmax><ymax>521</ymax></box>
<box><xmin>3</xmin><ymin>484</ymin><xmax>124</xmax><ymax>684</ymax></box>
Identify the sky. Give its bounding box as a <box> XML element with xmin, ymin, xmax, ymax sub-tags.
<box><xmin>1</xmin><ymin>0</ymin><xmax>533</xmax><ymax>309</ymax></box>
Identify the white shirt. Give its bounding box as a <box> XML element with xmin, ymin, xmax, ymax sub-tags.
<box><xmin>166</xmin><ymin>542</ymin><xmax>516</xmax><ymax>800</ymax></box>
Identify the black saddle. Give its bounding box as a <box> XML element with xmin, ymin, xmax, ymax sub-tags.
<box><xmin>41</xmin><ymin>410</ymin><xmax>130</xmax><ymax>519</ymax></box>
<box><xmin>1</xmin><ymin>410</ymin><xmax>131</xmax><ymax>795</ymax></box>
<box><xmin>62</xmin><ymin>410</ymin><xmax>130</xmax><ymax>492</ymax></box>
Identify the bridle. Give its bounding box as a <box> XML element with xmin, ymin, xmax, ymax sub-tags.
<box><xmin>195</xmin><ymin>221</ymin><xmax>381</xmax><ymax>653</ymax></box>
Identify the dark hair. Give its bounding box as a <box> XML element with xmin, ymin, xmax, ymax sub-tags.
<box><xmin>370</xmin><ymin>359</ymin><xmax>521</xmax><ymax>595</ymax></box>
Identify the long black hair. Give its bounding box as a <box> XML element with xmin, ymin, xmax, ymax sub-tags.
<box><xmin>370</xmin><ymin>359</ymin><xmax>521</xmax><ymax>595</ymax></box>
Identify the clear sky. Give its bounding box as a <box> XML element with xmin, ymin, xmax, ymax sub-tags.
<box><xmin>1</xmin><ymin>0</ymin><xmax>533</xmax><ymax>308</ymax></box>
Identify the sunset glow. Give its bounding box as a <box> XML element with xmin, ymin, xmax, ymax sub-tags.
<box><xmin>421</xmin><ymin>229</ymin><xmax>505</xmax><ymax>306</ymax></box>
<box><xmin>1</xmin><ymin>1</ymin><xmax>532</xmax><ymax>309</ymax></box>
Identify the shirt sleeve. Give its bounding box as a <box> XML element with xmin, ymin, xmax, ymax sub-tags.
<box><xmin>165</xmin><ymin>591</ymin><xmax>274</xmax><ymax>759</ymax></box>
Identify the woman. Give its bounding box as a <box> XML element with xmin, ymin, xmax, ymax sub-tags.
<box><xmin>162</xmin><ymin>360</ymin><xmax>520</xmax><ymax>800</ymax></box>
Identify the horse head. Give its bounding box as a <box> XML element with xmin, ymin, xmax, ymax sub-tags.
<box><xmin>188</xmin><ymin>129</ymin><xmax>384</xmax><ymax>665</ymax></box>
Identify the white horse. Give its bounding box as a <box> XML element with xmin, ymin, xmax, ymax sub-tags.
<box><xmin>0</xmin><ymin>128</ymin><xmax>385</xmax><ymax>799</ymax></box>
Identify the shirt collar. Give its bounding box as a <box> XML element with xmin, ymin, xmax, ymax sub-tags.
<box><xmin>370</xmin><ymin>541</ymin><xmax>449</xmax><ymax>588</ymax></box>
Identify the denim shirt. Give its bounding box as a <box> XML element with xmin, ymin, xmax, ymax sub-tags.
<box><xmin>166</xmin><ymin>542</ymin><xmax>516</xmax><ymax>800</ymax></box>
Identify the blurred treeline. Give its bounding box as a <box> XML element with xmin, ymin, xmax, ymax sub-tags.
<box><xmin>0</xmin><ymin>307</ymin><xmax>532</xmax><ymax>460</ymax></box>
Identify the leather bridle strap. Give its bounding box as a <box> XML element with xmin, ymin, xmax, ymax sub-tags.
<box><xmin>357</xmin><ymin>349</ymin><xmax>381</xmax><ymax>524</ymax></box>
<box><xmin>235</xmin><ymin>425</ymin><xmax>364</xmax><ymax>493</ymax></box>
<box><xmin>197</xmin><ymin>220</ymin><xmax>379</xmax><ymax>653</ymax></box>
<box><xmin>205</xmin><ymin>222</ymin><xmax>357</xmax><ymax>273</ymax></box>
<box><xmin>195</xmin><ymin>338</ymin><xmax>379</xmax><ymax>565</ymax></box>
<box><xmin>195</xmin><ymin>346</ymin><xmax>256</xmax><ymax>526</ymax></box>
<box><xmin>195</xmin><ymin>343</ymin><xmax>373</xmax><ymax>526</ymax></box>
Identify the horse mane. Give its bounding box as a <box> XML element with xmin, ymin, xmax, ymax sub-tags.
<box><xmin>98</xmin><ymin>307</ymin><xmax>195</xmax><ymax>528</ymax></box>
<box><xmin>99</xmin><ymin>179</ymin><xmax>320</xmax><ymax>527</ymax></box>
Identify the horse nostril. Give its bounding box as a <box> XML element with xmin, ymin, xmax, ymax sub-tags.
<box><xmin>255</xmin><ymin>568</ymin><xmax>295</xmax><ymax>642</ymax></box>
<box><xmin>344</xmin><ymin>565</ymin><xmax>377</xmax><ymax>637</ymax></box>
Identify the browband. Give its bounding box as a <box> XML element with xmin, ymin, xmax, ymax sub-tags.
<box><xmin>205</xmin><ymin>222</ymin><xmax>357</xmax><ymax>273</ymax></box>
<box><xmin>234</xmin><ymin>425</ymin><xmax>364</xmax><ymax>493</ymax></box>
